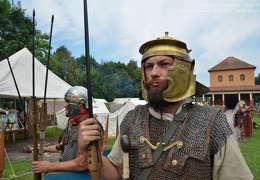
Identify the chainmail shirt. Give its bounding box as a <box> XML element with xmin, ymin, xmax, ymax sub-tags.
<box><xmin>118</xmin><ymin>103</ymin><xmax>233</xmax><ymax>179</ymax></box>
<box><xmin>61</xmin><ymin>119</ymin><xmax>85</xmax><ymax>162</ymax></box>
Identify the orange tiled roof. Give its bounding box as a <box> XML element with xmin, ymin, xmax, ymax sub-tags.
<box><xmin>208</xmin><ymin>57</ymin><xmax>256</xmax><ymax>72</ymax></box>
<box><xmin>208</xmin><ymin>85</ymin><xmax>260</xmax><ymax>92</ymax></box>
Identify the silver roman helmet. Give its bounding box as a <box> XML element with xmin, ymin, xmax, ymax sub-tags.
<box><xmin>64</xmin><ymin>86</ymin><xmax>88</xmax><ymax>118</ymax></box>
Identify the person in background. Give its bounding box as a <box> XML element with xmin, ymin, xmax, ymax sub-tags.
<box><xmin>233</xmin><ymin>100</ymin><xmax>252</xmax><ymax>141</ymax></box>
<box><xmin>78</xmin><ymin>32</ymin><xmax>253</xmax><ymax>179</ymax></box>
<box><xmin>32</xmin><ymin>86</ymin><xmax>103</xmax><ymax>173</ymax></box>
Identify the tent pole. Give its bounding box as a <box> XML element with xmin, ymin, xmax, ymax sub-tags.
<box><xmin>116</xmin><ymin>115</ymin><xmax>119</xmax><ymax>138</ymax></box>
<box><xmin>4</xmin><ymin>46</ymin><xmax>30</xmax><ymax>142</ymax></box>
<box><xmin>102</xmin><ymin>115</ymin><xmax>109</xmax><ymax>153</ymax></box>
<box><xmin>24</xmin><ymin>98</ymin><xmax>27</xmax><ymax>140</ymax></box>
<box><xmin>53</xmin><ymin>99</ymin><xmax>56</xmax><ymax>135</ymax></box>
<box><xmin>0</xmin><ymin>122</ymin><xmax>5</xmax><ymax>178</ymax></box>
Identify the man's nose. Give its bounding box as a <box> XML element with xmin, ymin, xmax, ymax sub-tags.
<box><xmin>64</xmin><ymin>102</ymin><xmax>69</xmax><ymax>107</ymax></box>
<box><xmin>150</xmin><ymin>65</ymin><xmax>161</xmax><ymax>77</ymax></box>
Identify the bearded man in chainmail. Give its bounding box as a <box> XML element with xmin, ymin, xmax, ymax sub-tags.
<box><xmin>32</xmin><ymin>86</ymin><xmax>103</xmax><ymax>175</ymax></box>
<box><xmin>78</xmin><ymin>33</ymin><xmax>253</xmax><ymax>180</ymax></box>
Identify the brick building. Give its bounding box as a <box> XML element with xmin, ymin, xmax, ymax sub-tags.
<box><xmin>201</xmin><ymin>57</ymin><xmax>260</xmax><ymax>109</ymax></box>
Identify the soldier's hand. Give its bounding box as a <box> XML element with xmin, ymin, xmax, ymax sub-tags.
<box><xmin>32</xmin><ymin>161</ymin><xmax>52</xmax><ymax>173</ymax></box>
<box><xmin>78</xmin><ymin>114</ymin><xmax>101</xmax><ymax>153</ymax></box>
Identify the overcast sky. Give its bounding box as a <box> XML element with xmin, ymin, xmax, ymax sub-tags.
<box><xmin>15</xmin><ymin>0</ymin><xmax>260</xmax><ymax>86</ymax></box>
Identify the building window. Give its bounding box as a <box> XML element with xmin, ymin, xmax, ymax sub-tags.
<box><xmin>229</xmin><ymin>75</ymin><xmax>233</xmax><ymax>81</ymax></box>
<box><xmin>218</xmin><ymin>75</ymin><xmax>222</xmax><ymax>82</ymax></box>
<box><xmin>240</xmin><ymin>74</ymin><xmax>245</xmax><ymax>81</ymax></box>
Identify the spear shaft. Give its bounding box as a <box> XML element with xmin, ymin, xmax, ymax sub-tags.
<box><xmin>83</xmin><ymin>0</ymin><xmax>93</xmax><ymax>118</ymax></box>
<box><xmin>31</xmin><ymin>9</ymin><xmax>41</xmax><ymax>180</ymax></box>
<box><xmin>83</xmin><ymin>1</ymin><xmax>102</xmax><ymax>179</ymax></box>
<box><xmin>43</xmin><ymin>15</ymin><xmax>54</xmax><ymax>102</ymax></box>
<box><xmin>39</xmin><ymin>14</ymin><xmax>54</xmax><ymax>164</ymax></box>
<box><xmin>32</xmin><ymin>10</ymin><xmax>35</xmax><ymax>97</ymax></box>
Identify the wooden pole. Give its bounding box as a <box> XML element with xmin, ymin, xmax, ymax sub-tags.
<box><xmin>0</xmin><ymin>121</ymin><xmax>5</xmax><ymax>178</ymax></box>
<box><xmin>31</xmin><ymin>9</ymin><xmax>41</xmax><ymax>180</ymax></box>
<box><xmin>53</xmin><ymin>99</ymin><xmax>56</xmax><ymax>135</ymax></box>
<box><xmin>38</xmin><ymin>14</ymin><xmax>54</xmax><ymax>163</ymax></box>
<box><xmin>102</xmin><ymin>115</ymin><xmax>109</xmax><ymax>153</ymax></box>
<box><xmin>116</xmin><ymin>115</ymin><xmax>119</xmax><ymax>138</ymax></box>
<box><xmin>38</xmin><ymin>103</ymin><xmax>47</xmax><ymax>161</ymax></box>
<box><xmin>30</xmin><ymin>97</ymin><xmax>40</xmax><ymax>180</ymax></box>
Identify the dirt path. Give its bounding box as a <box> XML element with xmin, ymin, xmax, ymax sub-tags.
<box><xmin>4</xmin><ymin>136</ymin><xmax>60</xmax><ymax>162</ymax></box>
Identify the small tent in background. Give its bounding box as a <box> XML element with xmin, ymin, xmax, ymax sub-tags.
<box><xmin>93</xmin><ymin>99</ymin><xmax>110</xmax><ymax>126</ymax></box>
<box><xmin>56</xmin><ymin>108</ymin><xmax>68</xmax><ymax>130</ymax></box>
<box><xmin>109</xmin><ymin>98</ymin><xmax>144</xmax><ymax>112</ymax></box>
<box><xmin>105</xmin><ymin>99</ymin><xmax>147</xmax><ymax>137</ymax></box>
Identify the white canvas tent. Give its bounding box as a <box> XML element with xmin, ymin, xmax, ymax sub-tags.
<box><xmin>103</xmin><ymin>99</ymin><xmax>147</xmax><ymax>137</ymax></box>
<box><xmin>55</xmin><ymin>108</ymin><xmax>69</xmax><ymax>130</ymax></box>
<box><xmin>93</xmin><ymin>99</ymin><xmax>110</xmax><ymax>127</ymax></box>
<box><xmin>0</xmin><ymin>48</ymin><xmax>72</xmax><ymax>99</ymax></box>
<box><xmin>109</xmin><ymin>98</ymin><xmax>144</xmax><ymax>112</ymax></box>
<box><xmin>38</xmin><ymin>99</ymin><xmax>65</xmax><ymax>115</ymax></box>
<box><xmin>113</xmin><ymin>98</ymin><xmax>141</xmax><ymax>104</ymax></box>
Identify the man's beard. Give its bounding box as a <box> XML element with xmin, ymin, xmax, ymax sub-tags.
<box><xmin>145</xmin><ymin>79</ymin><xmax>171</xmax><ymax>111</ymax></box>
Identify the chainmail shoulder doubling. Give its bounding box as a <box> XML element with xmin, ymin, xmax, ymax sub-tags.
<box><xmin>61</xmin><ymin>121</ymin><xmax>82</xmax><ymax>162</ymax></box>
<box><xmin>120</xmin><ymin>104</ymin><xmax>233</xmax><ymax>180</ymax></box>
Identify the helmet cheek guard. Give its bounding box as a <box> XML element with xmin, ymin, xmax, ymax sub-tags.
<box><xmin>67</xmin><ymin>102</ymin><xmax>80</xmax><ymax>118</ymax></box>
<box><xmin>162</xmin><ymin>57</ymin><xmax>196</xmax><ymax>102</ymax></box>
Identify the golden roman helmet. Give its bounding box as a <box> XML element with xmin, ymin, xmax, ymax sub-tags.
<box><xmin>139</xmin><ymin>32</ymin><xmax>209</xmax><ymax>102</ymax></box>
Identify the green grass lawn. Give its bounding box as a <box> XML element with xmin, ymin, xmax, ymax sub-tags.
<box><xmin>3</xmin><ymin>127</ymin><xmax>64</xmax><ymax>179</ymax></box>
<box><xmin>239</xmin><ymin>115</ymin><xmax>260</xmax><ymax>180</ymax></box>
<box><xmin>3</xmin><ymin>127</ymin><xmax>116</xmax><ymax>179</ymax></box>
<box><xmin>3</xmin><ymin>118</ymin><xmax>260</xmax><ymax>179</ymax></box>
<box><xmin>3</xmin><ymin>161</ymin><xmax>32</xmax><ymax>180</ymax></box>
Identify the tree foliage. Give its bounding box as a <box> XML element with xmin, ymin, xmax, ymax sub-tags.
<box><xmin>72</xmin><ymin>56</ymin><xmax>142</xmax><ymax>102</ymax></box>
<box><xmin>0</xmin><ymin>0</ymin><xmax>49</xmax><ymax>61</ymax></box>
<box><xmin>255</xmin><ymin>73</ymin><xmax>260</xmax><ymax>85</ymax></box>
<box><xmin>0</xmin><ymin>0</ymin><xmax>142</xmax><ymax>105</ymax></box>
<box><xmin>0</xmin><ymin>0</ymin><xmax>31</xmax><ymax>59</ymax></box>
<box><xmin>52</xmin><ymin>46</ymin><xmax>80</xmax><ymax>86</ymax></box>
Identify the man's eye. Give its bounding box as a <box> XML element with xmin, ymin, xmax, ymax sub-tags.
<box><xmin>162</xmin><ymin>62</ymin><xmax>171</xmax><ymax>67</ymax></box>
<box><xmin>163</xmin><ymin>63</ymin><xmax>168</xmax><ymax>66</ymax></box>
<box><xmin>145</xmin><ymin>65</ymin><xmax>152</xmax><ymax>69</ymax></box>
